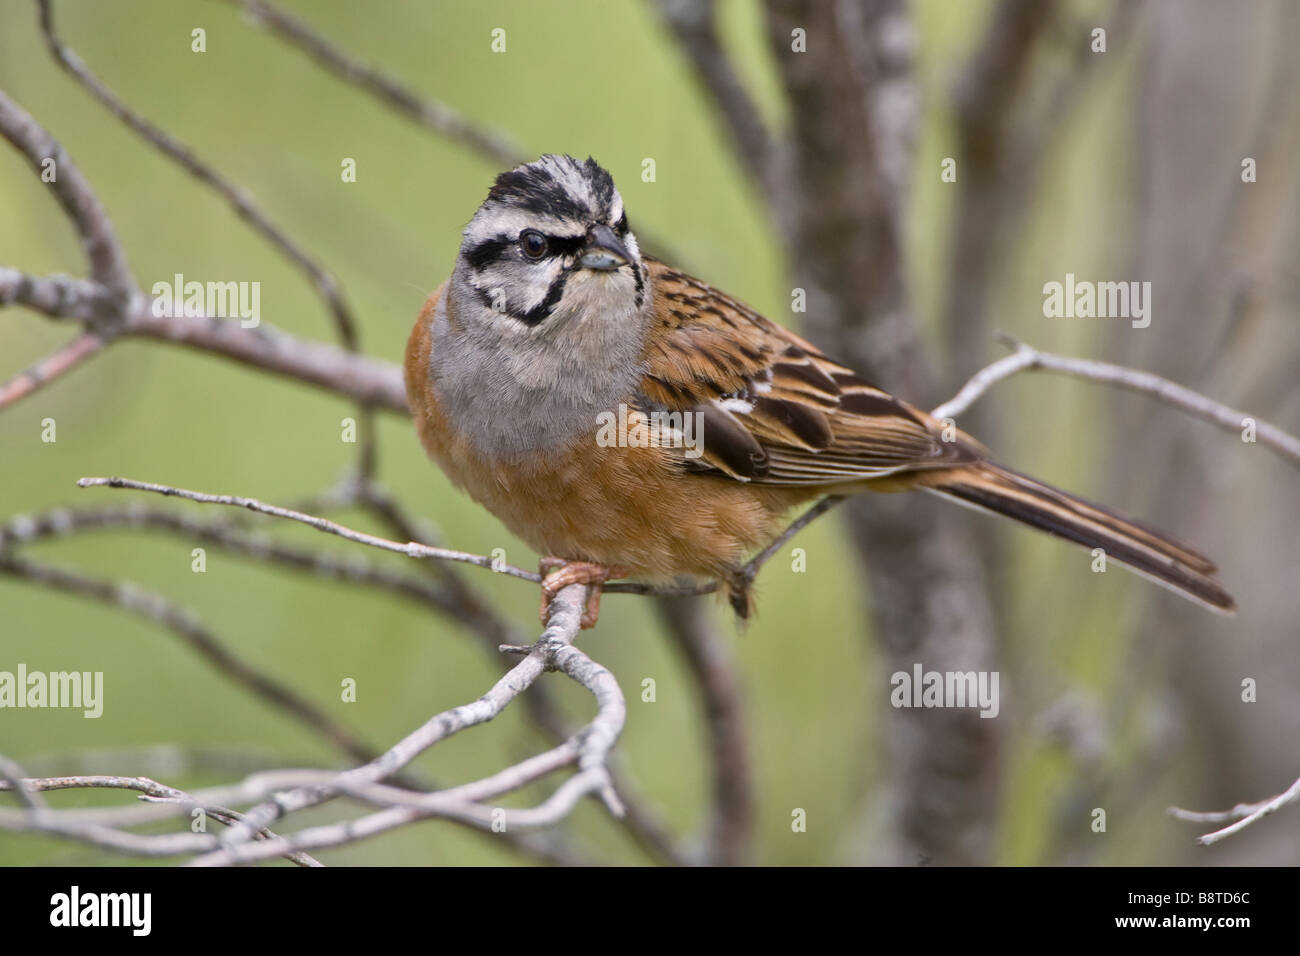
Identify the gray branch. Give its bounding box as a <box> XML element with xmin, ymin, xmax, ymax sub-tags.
<box><xmin>932</xmin><ymin>335</ymin><xmax>1300</xmax><ymax>468</ymax></box>
<box><xmin>1169</xmin><ymin>772</ymin><xmax>1300</xmax><ymax>845</ymax></box>
<box><xmin>0</xmin><ymin>583</ymin><xmax>626</xmax><ymax>865</ymax></box>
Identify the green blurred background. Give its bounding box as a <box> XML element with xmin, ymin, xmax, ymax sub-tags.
<box><xmin>2</xmin><ymin>0</ymin><xmax>1297</xmax><ymax>865</ymax></box>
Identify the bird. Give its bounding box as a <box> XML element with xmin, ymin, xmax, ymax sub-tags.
<box><xmin>405</xmin><ymin>154</ymin><xmax>1235</xmax><ymax>628</ymax></box>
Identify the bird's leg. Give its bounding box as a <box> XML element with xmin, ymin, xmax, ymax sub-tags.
<box><xmin>723</xmin><ymin>567</ymin><xmax>754</xmax><ymax>622</ymax></box>
<box><xmin>538</xmin><ymin>558</ymin><xmax>628</xmax><ymax>629</ymax></box>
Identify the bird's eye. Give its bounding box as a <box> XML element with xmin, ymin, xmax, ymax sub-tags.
<box><xmin>615</xmin><ymin>212</ymin><xmax>629</xmax><ymax>235</ymax></box>
<box><xmin>519</xmin><ymin>229</ymin><xmax>549</xmax><ymax>260</ymax></box>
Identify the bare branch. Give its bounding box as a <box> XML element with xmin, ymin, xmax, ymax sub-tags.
<box><xmin>0</xmin><ymin>269</ymin><xmax>114</xmax><ymax>320</ymax></box>
<box><xmin>929</xmin><ymin>341</ymin><xmax>1040</xmax><ymax>421</ymax></box>
<box><xmin>0</xmin><ymin>331</ymin><xmax>107</xmax><ymax>409</ymax></box>
<box><xmin>739</xmin><ymin>495</ymin><xmax>844</xmax><ymax>588</ymax></box>
<box><xmin>951</xmin><ymin>0</ymin><xmax>1053</xmax><ymax>138</ymax></box>
<box><xmin>0</xmin><ymin>493</ymin><xmax>682</xmax><ymax>865</ymax></box>
<box><xmin>36</xmin><ymin>0</ymin><xmax>383</xmax><ymax>476</ymax></box>
<box><xmin>0</xmin><ymin>755</ymin><xmax>47</xmax><ymax>812</ymax></box>
<box><xmin>655</xmin><ymin>595</ymin><xmax>753</xmax><ymax>866</ymax></box>
<box><xmin>999</xmin><ymin>2</ymin><xmax>1142</xmax><ymax>209</ymax></box>
<box><xmin>0</xmin><ymin>508</ymin><xmax>603</xmax><ymax>864</ymax></box>
<box><xmin>1169</xmin><ymin>773</ymin><xmax>1300</xmax><ymax>846</ymax></box>
<box><xmin>124</xmin><ymin>297</ymin><xmax>408</xmax><ymax>410</ymax></box>
<box><xmin>195</xmin><ymin>585</ymin><xmax>623</xmax><ymax>864</ymax></box>
<box><xmin>0</xmin><ymin>762</ymin><xmax>320</xmax><ymax>865</ymax></box>
<box><xmin>652</xmin><ymin>0</ymin><xmax>781</xmax><ymax>202</ymax></box>
<box><xmin>209</xmin><ymin>0</ymin><xmax>682</xmax><ymax>264</ymax></box>
<box><xmin>931</xmin><ymin>335</ymin><xmax>1300</xmax><ymax>469</ymax></box>
<box><xmin>2</xmin><ymin>271</ymin><xmax>408</xmax><ymax>412</ymax></box>
<box><xmin>0</xmin><ymin>583</ymin><xmax>623</xmax><ymax>864</ymax></box>
<box><xmin>2</xmin><ymin>771</ymin><xmax>322</xmax><ymax>866</ymax></box>
<box><xmin>765</xmin><ymin>1</ymin><xmax>1003</xmax><ymax>866</ymax></box>
<box><xmin>74</xmin><ymin>475</ymin><xmax>545</xmax><ymax>583</ymax></box>
<box><xmin>35</xmin><ymin>0</ymin><xmax>358</xmax><ymax>351</ymax></box>
<box><xmin>0</xmin><ymin>89</ymin><xmax>134</xmax><ymax>311</ymax></box>
<box><xmin>0</xmin><ymin>501</ymin><xmax>489</xmax><ymax>631</ymax></box>
<box><xmin>218</xmin><ymin>0</ymin><xmax>525</xmax><ymax>168</ymax></box>
<box><xmin>72</xmin><ymin>474</ymin><xmax>846</xmax><ymax>605</ymax></box>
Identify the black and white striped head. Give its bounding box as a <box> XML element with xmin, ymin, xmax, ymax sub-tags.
<box><xmin>456</xmin><ymin>155</ymin><xmax>644</xmax><ymax>326</ymax></box>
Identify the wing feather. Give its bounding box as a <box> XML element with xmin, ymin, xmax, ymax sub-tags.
<box><xmin>639</xmin><ymin>258</ymin><xmax>976</xmax><ymax>486</ymax></box>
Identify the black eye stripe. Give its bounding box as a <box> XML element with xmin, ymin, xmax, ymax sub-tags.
<box><xmin>465</xmin><ymin>231</ymin><xmax>586</xmax><ymax>271</ymax></box>
<box><xmin>616</xmin><ymin>212</ymin><xmax>628</xmax><ymax>235</ymax></box>
<box><xmin>464</xmin><ymin>235</ymin><xmax>511</xmax><ymax>271</ymax></box>
<box><xmin>536</xmin><ymin>233</ymin><xmax>584</xmax><ymax>257</ymax></box>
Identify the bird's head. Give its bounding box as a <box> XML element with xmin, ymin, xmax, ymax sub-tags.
<box><xmin>455</xmin><ymin>154</ymin><xmax>645</xmax><ymax>329</ymax></box>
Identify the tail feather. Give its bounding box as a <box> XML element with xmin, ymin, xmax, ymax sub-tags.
<box><xmin>925</xmin><ymin>463</ymin><xmax>1236</xmax><ymax>614</ymax></box>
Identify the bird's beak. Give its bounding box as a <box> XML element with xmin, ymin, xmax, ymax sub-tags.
<box><xmin>578</xmin><ymin>223</ymin><xmax>631</xmax><ymax>272</ymax></box>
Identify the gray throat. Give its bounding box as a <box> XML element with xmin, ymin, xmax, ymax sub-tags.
<box><xmin>428</xmin><ymin>266</ymin><xmax>653</xmax><ymax>462</ymax></box>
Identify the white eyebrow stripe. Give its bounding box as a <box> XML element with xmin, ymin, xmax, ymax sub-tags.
<box><xmin>623</xmin><ymin>230</ymin><xmax>640</xmax><ymax>261</ymax></box>
<box><xmin>463</xmin><ymin>208</ymin><xmax>585</xmax><ymax>246</ymax></box>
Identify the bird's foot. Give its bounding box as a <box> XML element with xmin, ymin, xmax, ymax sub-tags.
<box><xmin>538</xmin><ymin>558</ymin><xmax>627</xmax><ymax>630</ymax></box>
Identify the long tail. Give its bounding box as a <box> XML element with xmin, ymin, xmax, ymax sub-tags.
<box><xmin>923</xmin><ymin>463</ymin><xmax>1236</xmax><ymax>614</ymax></box>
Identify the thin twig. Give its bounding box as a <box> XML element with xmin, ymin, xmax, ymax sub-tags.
<box><xmin>0</xmin><ymin>584</ymin><xmax>620</xmax><ymax>865</ymax></box>
<box><xmin>740</xmin><ymin>495</ymin><xmax>845</xmax><ymax>586</ymax></box>
<box><xmin>73</xmin><ymin>475</ymin><xmax>543</xmax><ymax>581</ymax></box>
<box><xmin>37</xmin><ymin>0</ymin><xmax>380</xmax><ymax>478</ymax></box>
<box><xmin>655</xmin><ymin>595</ymin><xmax>753</xmax><ymax>866</ymax></box>
<box><xmin>9</xmin><ymin>488</ymin><xmax>641</xmax><ymax>858</ymax></box>
<box><xmin>199</xmin><ymin>581</ymin><xmax>607</xmax><ymax>855</ymax></box>
<box><xmin>0</xmin><ymin>489</ymin><xmax>682</xmax><ymax>864</ymax></box>
<box><xmin>212</xmin><ymin>0</ymin><xmax>682</xmax><ymax>263</ymax></box>
<box><xmin>0</xmin><ymin>766</ymin><xmax>319</xmax><ymax>865</ymax></box>
<box><xmin>219</xmin><ymin>0</ymin><xmax>524</xmax><ymax>167</ymax></box>
<box><xmin>192</xmin><ymin>590</ymin><xmax>624</xmax><ymax>865</ymax></box>
<box><xmin>0</xmin><ymin>772</ymin><xmax>321</xmax><ymax>866</ymax></box>
<box><xmin>652</xmin><ymin>0</ymin><xmax>780</xmax><ymax>202</ymax></box>
<box><xmin>931</xmin><ymin>334</ymin><xmax>1300</xmax><ymax>468</ymax></box>
<box><xmin>1169</xmin><ymin>773</ymin><xmax>1300</xmax><ymax>846</ymax></box>
<box><xmin>0</xmin><ymin>331</ymin><xmax>108</xmax><ymax>409</ymax></box>
<box><xmin>36</xmin><ymin>0</ymin><xmax>358</xmax><ymax>352</ymax></box>
<box><xmin>0</xmin><ymin>503</ymin><xmax>461</xmax><ymax>615</ymax></box>
<box><xmin>74</xmin><ymin>475</ymin><xmax>845</xmax><ymax>602</ymax></box>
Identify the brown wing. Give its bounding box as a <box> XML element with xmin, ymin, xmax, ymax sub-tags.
<box><xmin>638</xmin><ymin>258</ymin><xmax>977</xmax><ymax>486</ymax></box>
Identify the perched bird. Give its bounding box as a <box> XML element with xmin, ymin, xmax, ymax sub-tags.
<box><xmin>405</xmin><ymin>154</ymin><xmax>1235</xmax><ymax>628</ymax></box>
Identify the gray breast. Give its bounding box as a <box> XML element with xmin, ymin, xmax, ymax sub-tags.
<box><xmin>428</xmin><ymin>272</ymin><xmax>651</xmax><ymax>461</ymax></box>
